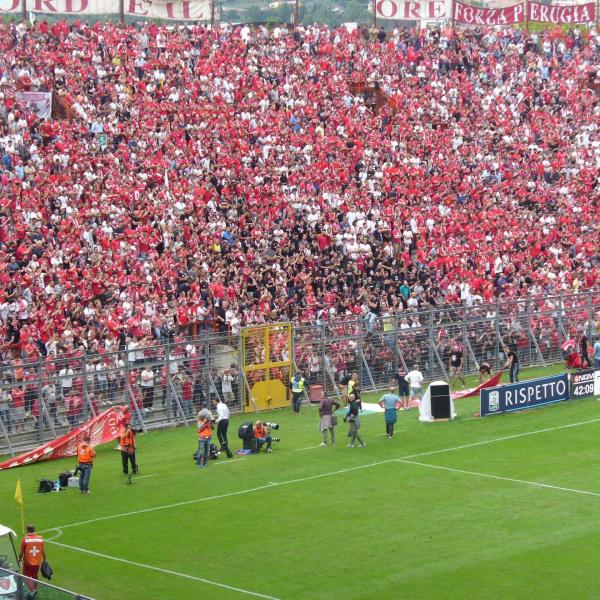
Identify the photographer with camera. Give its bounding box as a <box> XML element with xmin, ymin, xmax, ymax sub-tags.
<box><xmin>196</xmin><ymin>409</ymin><xmax>214</xmax><ymax>468</ymax></box>
<box><xmin>253</xmin><ymin>420</ymin><xmax>273</xmax><ymax>453</ymax></box>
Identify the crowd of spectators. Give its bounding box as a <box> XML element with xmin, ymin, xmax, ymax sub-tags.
<box><xmin>0</xmin><ymin>19</ymin><xmax>599</xmax><ymax>435</ymax></box>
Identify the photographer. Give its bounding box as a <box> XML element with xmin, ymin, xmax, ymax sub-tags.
<box><xmin>253</xmin><ymin>420</ymin><xmax>272</xmax><ymax>453</ymax></box>
<box><xmin>119</xmin><ymin>423</ymin><xmax>139</xmax><ymax>476</ymax></box>
<box><xmin>196</xmin><ymin>410</ymin><xmax>213</xmax><ymax>468</ymax></box>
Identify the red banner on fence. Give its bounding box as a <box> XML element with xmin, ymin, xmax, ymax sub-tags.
<box><xmin>0</xmin><ymin>407</ymin><xmax>124</xmax><ymax>470</ymax></box>
<box><xmin>528</xmin><ymin>1</ymin><xmax>596</xmax><ymax>23</ymax></box>
<box><xmin>454</xmin><ymin>1</ymin><xmax>525</xmax><ymax>25</ymax></box>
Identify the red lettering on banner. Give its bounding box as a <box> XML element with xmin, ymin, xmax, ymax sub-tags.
<box><xmin>166</xmin><ymin>1</ymin><xmax>190</xmax><ymax>19</ymax></box>
<box><xmin>127</xmin><ymin>0</ymin><xmax>148</xmax><ymax>15</ymax></box>
<box><xmin>403</xmin><ymin>0</ymin><xmax>420</xmax><ymax>19</ymax></box>
<box><xmin>65</xmin><ymin>0</ymin><xmax>88</xmax><ymax>12</ymax></box>
<box><xmin>376</xmin><ymin>0</ymin><xmax>398</xmax><ymax>18</ymax></box>
<box><xmin>0</xmin><ymin>0</ymin><xmax>19</xmax><ymax>11</ymax></box>
<box><xmin>34</xmin><ymin>0</ymin><xmax>57</xmax><ymax>11</ymax></box>
<box><xmin>428</xmin><ymin>0</ymin><xmax>445</xmax><ymax>18</ymax></box>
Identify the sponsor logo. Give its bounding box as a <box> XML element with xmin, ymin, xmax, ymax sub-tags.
<box><xmin>488</xmin><ymin>391</ymin><xmax>500</xmax><ymax>412</ymax></box>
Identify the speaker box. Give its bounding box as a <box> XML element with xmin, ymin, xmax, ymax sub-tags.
<box><xmin>430</xmin><ymin>383</ymin><xmax>451</xmax><ymax>419</ymax></box>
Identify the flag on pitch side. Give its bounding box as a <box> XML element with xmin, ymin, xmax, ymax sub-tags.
<box><xmin>15</xmin><ymin>480</ymin><xmax>23</xmax><ymax>505</ymax></box>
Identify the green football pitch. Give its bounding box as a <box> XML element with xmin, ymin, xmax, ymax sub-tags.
<box><xmin>3</xmin><ymin>363</ymin><xmax>600</xmax><ymax>600</ymax></box>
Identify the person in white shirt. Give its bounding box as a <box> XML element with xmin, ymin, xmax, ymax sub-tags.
<box><xmin>221</xmin><ymin>369</ymin><xmax>234</xmax><ymax>405</ymax></box>
<box><xmin>214</xmin><ymin>396</ymin><xmax>233</xmax><ymax>458</ymax></box>
<box><xmin>404</xmin><ymin>365</ymin><xmax>424</xmax><ymax>402</ymax></box>
<box><xmin>59</xmin><ymin>366</ymin><xmax>74</xmax><ymax>400</ymax></box>
<box><xmin>140</xmin><ymin>367</ymin><xmax>155</xmax><ymax>411</ymax></box>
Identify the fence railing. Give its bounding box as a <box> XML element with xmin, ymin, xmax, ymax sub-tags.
<box><xmin>1</xmin><ymin>291</ymin><xmax>598</xmax><ymax>454</ymax></box>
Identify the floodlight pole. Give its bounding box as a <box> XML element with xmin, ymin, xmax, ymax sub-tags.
<box><xmin>372</xmin><ymin>0</ymin><xmax>377</xmax><ymax>28</ymax></box>
<box><xmin>294</xmin><ymin>0</ymin><xmax>299</xmax><ymax>27</ymax></box>
<box><xmin>119</xmin><ymin>0</ymin><xmax>125</xmax><ymax>24</ymax></box>
<box><xmin>211</xmin><ymin>0</ymin><xmax>215</xmax><ymax>30</ymax></box>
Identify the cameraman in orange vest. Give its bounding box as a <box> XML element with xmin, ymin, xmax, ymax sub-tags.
<box><xmin>119</xmin><ymin>423</ymin><xmax>138</xmax><ymax>475</ymax></box>
<box><xmin>19</xmin><ymin>524</ymin><xmax>46</xmax><ymax>594</ymax></box>
<box><xmin>77</xmin><ymin>435</ymin><xmax>96</xmax><ymax>494</ymax></box>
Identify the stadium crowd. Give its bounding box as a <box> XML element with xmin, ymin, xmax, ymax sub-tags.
<box><xmin>0</xmin><ymin>19</ymin><xmax>599</xmax><ymax>433</ymax></box>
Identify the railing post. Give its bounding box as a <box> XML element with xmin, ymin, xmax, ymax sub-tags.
<box><xmin>428</xmin><ymin>307</ymin><xmax>435</xmax><ymax>379</ymax></box>
<box><xmin>587</xmin><ymin>291</ymin><xmax>595</xmax><ymax>340</ymax></box>
<box><xmin>494</xmin><ymin>298</ymin><xmax>501</xmax><ymax>370</ymax></box>
<box><xmin>82</xmin><ymin>352</ymin><xmax>90</xmax><ymax>422</ymax></box>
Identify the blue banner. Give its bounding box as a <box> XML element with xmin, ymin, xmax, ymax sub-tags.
<box><xmin>481</xmin><ymin>374</ymin><xmax>570</xmax><ymax>416</ymax></box>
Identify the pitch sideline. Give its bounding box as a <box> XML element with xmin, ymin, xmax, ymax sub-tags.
<box><xmin>44</xmin><ymin>416</ymin><xmax>600</xmax><ymax>534</ymax></box>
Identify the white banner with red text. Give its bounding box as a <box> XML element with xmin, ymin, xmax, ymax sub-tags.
<box><xmin>0</xmin><ymin>0</ymin><xmax>211</xmax><ymax>21</ymax></box>
<box><xmin>376</xmin><ymin>0</ymin><xmax>597</xmax><ymax>23</ymax></box>
<box><xmin>0</xmin><ymin>407</ymin><xmax>124</xmax><ymax>470</ymax></box>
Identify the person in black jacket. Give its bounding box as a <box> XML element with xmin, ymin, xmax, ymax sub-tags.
<box><xmin>344</xmin><ymin>394</ymin><xmax>365</xmax><ymax>448</ymax></box>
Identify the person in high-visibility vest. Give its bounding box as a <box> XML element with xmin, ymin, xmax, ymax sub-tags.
<box><xmin>119</xmin><ymin>423</ymin><xmax>139</xmax><ymax>475</ymax></box>
<box><xmin>77</xmin><ymin>435</ymin><xmax>96</xmax><ymax>494</ymax></box>
<box><xmin>196</xmin><ymin>410</ymin><xmax>213</xmax><ymax>468</ymax></box>
<box><xmin>290</xmin><ymin>372</ymin><xmax>306</xmax><ymax>415</ymax></box>
<box><xmin>19</xmin><ymin>524</ymin><xmax>46</xmax><ymax>594</ymax></box>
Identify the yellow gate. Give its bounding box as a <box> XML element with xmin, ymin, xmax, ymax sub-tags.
<box><xmin>241</xmin><ymin>323</ymin><xmax>293</xmax><ymax>412</ymax></box>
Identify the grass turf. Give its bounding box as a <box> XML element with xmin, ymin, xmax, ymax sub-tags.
<box><xmin>2</xmin><ymin>363</ymin><xmax>600</xmax><ymax>600</ymax></box>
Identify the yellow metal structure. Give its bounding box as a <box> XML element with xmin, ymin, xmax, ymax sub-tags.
<box><xmin>241</xmin><ymin>323</ymin><xmax>293</xmax><ymax>412</ymax></box>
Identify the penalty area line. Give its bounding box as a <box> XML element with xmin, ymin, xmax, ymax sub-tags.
<box><xmin>47</xmin><ymin>540</ymin><xmax>281</xmax><ymax>600</ymax></box>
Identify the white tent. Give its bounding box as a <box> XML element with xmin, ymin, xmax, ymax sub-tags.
<box><xmin>418</xmin><ymin>381</ymin><xmax>457</xmax><ymax>422</ymax></box>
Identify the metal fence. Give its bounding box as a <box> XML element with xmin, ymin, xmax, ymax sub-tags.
<box><xmin>1</xmin><ymin>291</ymin><xmax>598</xmax><ymax>454</ymax></box>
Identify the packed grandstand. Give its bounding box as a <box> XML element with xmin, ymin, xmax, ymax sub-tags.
<box><xmin>0</xmin><ymin>21</ymin><xmax>598</xmax><ymax>377</ymax></box>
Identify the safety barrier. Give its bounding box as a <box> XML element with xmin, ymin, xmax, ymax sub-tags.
<box><xmin>0</xmin><ymin>291</ymin><xmax>598</xmax><ymax>454</ymax></box>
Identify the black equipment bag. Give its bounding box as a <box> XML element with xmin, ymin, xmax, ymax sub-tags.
<box><xmin>38</xmin><ymin>479</ymin><xmax>54</xmax><ymax>493</ymax></box>
<box><xmin>58</xmin><ymin>472</ymin><xmax>71</xmax><ymax>488</ymax></box>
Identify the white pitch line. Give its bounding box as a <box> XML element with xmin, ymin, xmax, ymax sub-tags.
<box><xmin>45</xmin><ymin>528</ymin><xmax>63</xmax><ymax>542</ymax></box>
<box><xmin>213</xmin><ymin>458</ymin><xmax>246</xmax><ymax>466</ymax></box>
<box><xmin>396</xmin><ymin>459</ymin><xmax>600</xmax><ymax>498</ymax></box>
<box><xmin>294</xmin><ymin>445</ymin><xmax>323</xmax><ymax>451</ymax></box>
<box><xmin>48</xmin><ymin>540</ymin><xmax>281</xmax><ymax>600</ymax></box>
<box><xmin>398</xmin><ymin>416</ymin><xmax>600</xmax><ymax>461</ymax></box>
<box><xmin>135</xmin><ymin>474</ymin><xmax>158</xmax><ymax>479</ymax></box>
<box><xmin>43</xmin><ymin>416</ymin><xmax>600</xmax><ymax>534</ymax></box>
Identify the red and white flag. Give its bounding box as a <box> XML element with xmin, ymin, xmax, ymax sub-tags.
<box><xmin>0</xmin><ymin>407</ymin><xmax>125</xmax><ymax>470</ymax></box>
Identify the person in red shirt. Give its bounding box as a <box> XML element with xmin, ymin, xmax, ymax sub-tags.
<box><xmin>19</xmin><ymin>524</ymin><xmax>46</xmax><ymax>594</ymax></box>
